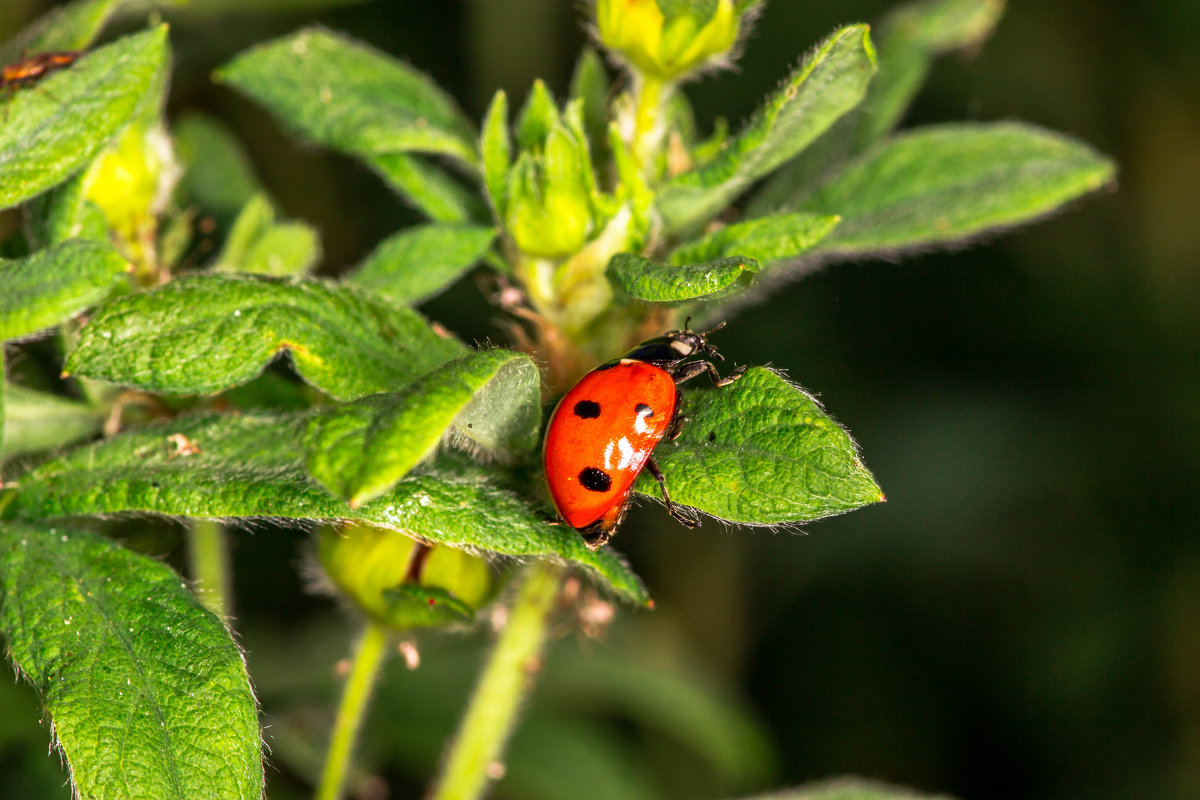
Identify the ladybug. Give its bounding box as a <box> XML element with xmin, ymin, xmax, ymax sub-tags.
<box><xmin>543</xmin><ymin>323</ymin><xmax>745</xmax><ymax>550</ymax></box>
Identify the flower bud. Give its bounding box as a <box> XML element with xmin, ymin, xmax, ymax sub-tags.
<box><xmin>318</xmin><ymin>525</ymin><xmax>494</xmax><ymax>631</ymax></box>
<box><xmin>86</xmin><ymin>121</ymin><xmax>178</xmax><ymax>246</ymax></box>
<box><xmin>504</xmin><ymin>125</ymin><xmax>595</xmax><ymax>258</ymax></box>
<box><xmin>595</xmin><ymin>0</ymin><xmax>749</xmax><ymax>81</ymax></box>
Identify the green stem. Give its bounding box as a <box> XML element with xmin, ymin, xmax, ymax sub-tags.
<box><xmin>427</xmin><ymin>561</ymin><xmax>564</xmax><ymax>800</ymax></box>
<box><xmin>187</xmin><ymin>518</ymin><xmax>231</xmax><ymax>619</ymax></box>
<box><xmin>316</xmin><ymin>620</ymin><xmax>391</xmax><ymax>800</ymax></box>
<box><xmin>632</xmin><ymin>75</ymin><xmax>669</xmax><ymax>174</ymax></box>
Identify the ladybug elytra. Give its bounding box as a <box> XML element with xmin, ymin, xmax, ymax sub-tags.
<box><xmin>543</xmin><ymin>323</ymin><xmax>745</xmax><ymax>550</ymax></box>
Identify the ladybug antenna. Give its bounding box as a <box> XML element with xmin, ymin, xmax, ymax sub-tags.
<box><xmin>699</xmin><ymin>320</ymin><xmax>727</xmax><ymax>338</ymax></box>
<box><xmin>682</xmin><ymin>315</ymin><xmax>694</xmax><ymax>332</ymax></box>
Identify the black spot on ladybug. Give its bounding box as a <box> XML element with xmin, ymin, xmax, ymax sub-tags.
<box><xmin>573</xmin><ymin>400</ymin><xmax>601</xmax><ymax>419</ymax></box>
<box><xmin>635</xmin><ymin>403</ymin><xmax>653</xmax><ymax>418</ymax></box>
<box><xmin>578</xmin><ymin>466</ymin><xmax>612</xmax><ymax>492</ymax></box>
<box><xmin>708</xmin><ymin>431</ymin><xmax>716</xmax><ymax>442</ymax></box>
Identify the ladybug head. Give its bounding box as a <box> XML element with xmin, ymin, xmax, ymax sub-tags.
<box><xmin>664</xmin><ymin>320</ymin><xmax>727</xmax><ymax>362</ymax></box>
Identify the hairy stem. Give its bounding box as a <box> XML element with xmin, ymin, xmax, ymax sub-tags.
<box><xmin>632</xmin><ymin>75</ymin><xmax>670</xmax><ymax>174</ymax></box>
<box><xmin>316</xmin><ymin>620</ymin><xmax>391</xmax><ymax>800</ymax></box>
<box><xmin>427</xmin><ymin>560</ymin><xmax>564</xmax><ymax>800</ymax></box>
<box><xmin>187</xmin><ymin>518</ymin><xmax>231</xmax><ymax>619</ymax></box>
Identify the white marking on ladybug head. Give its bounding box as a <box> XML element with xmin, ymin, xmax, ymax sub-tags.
<box><xmin>670</xmin><ymin>339</ymin><xmax>693</xmax><ymax>355</ymax></box>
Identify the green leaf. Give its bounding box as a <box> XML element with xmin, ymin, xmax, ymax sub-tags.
<box><xmin>568</xmin><ymin>48</ymin><xmax>610</xmax><ymax>155</ymax></box>
<box><xmin>8</xmin><ymin>413</ymin><xmax>648</xmax><ymax>604</ymax></box>
<box><xmin>1</xmin><ymin>383</ymin><xmax>105</xmax><ymax>458</ymax></box>
<box><xmin>749</xmin><ymin>0</ymin><xmax>1005</xmax><ymax>215</ymax></box>
<box><xmin>735</xmin><ymin>777</ymin><xmax>957</xmax><ymax>800</ymax></box>
<box><xmin>857</xmin><ymin>0</ymin><xmax>1005</xmax><ymax>148</ymax></box>
<box><xmin>0</xmin><ymin>25</ymin><xmax>168</xmax><ymax>210</ymax></box>
<box><xmin>0</xmin><ymin>239</ymin><xmax>128</xmax><ymax>342</ymax></box>
<box><xmin>217</xmin><ymin>27</ymin><xmax>478</xmax><ymax>168</ymax></box>
<box><xmin>214</xmin><ymin>194</ymin><xmax>321</xmax><ymax>276</ymax></box>
<box><xmin>668</xmin><ymin>212</ymin><xmax>841</xmax><ymax>270</ymax></box>
<box><xmin>367</xmin><ymin>152</ymin><xmax>488</xmax><ymax>223</ymax></box>
<box><xmin>799</xmin><ymin>122</ymin><xmax>1117</xmax><ymax>257</ymax></box>
<box><xmin>305</xmin><ymin>350</ymin><xmax>540</xmax><ymax>507</ymax></box>
<box><xmin>635</xmin><ymin>367</ymin><xmax>883</xmax><ymax>524</ymax></box>
<box><xmin>174</xmin><ymin>113</ymin><xmax>263</xmax><ymax>227</ymax></box>
<box><xmin>239</xmin><ymin>223</ymin><xmax>321</xmax><ymax>276</ymax></box>
<box><xmin>65</xmin><ymin>273</ymin><xmax>465</xmax><ymax>400</ymax></box>
<box><xmin>346</xmin><ymin>223</ymin><xmax>495</xmax><ymax>305</ymax></box>
<box><xmin>480</xmin><ymin>90</ymin><xmax>511</xmax><ymax>218</ymax></box>
<box><xmin>656</xmin><ymin>25</ymin><xmax>876</xmax><ymax>233</ymax></box>
<box><xmin>381</xmin><ymin>584</ymin><xmax>474</xmax><ymax>628</ymax></box>
<box><xmin>608</xmin><ymin>252</ymin><xmax>757</xmax><ymax>303</ymax></box>
<box><xmin>516</xmin><ymin>79</ymin><xmax>558</xmax><ymax>152</ymax></box>
<box><xmin>24</xmin><ymin>170</ymin><xmax>109</xmax><ymax>248</ymax></box>
<box><xmin>0</xmin><ymin>0</ymin><xmax>120</xmax><ymax>63</ymax></box>
<box><xmin>0</xmin><ymin>522</ymin><xmax>262</xmax><ymax>800</ymax></box>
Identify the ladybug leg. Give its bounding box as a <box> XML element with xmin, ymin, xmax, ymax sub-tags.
<box><xmin>667</xmin><ymin>414</ymin><xmax>690</xmax><ymax>441</ymax></box>
<box><xmin>673</xmin><ymin>360</ymin><xmax>747</xmax><ymax>388</ymax></box>
<box><xmin>645</xmin><ymin>457</ymin><xmax>700</xmax><ymax>529</ymax></box>
<box><xmin>581</xmin><ymin>528</ymin><xmax>613</xmax><ymax>550</ymax></box>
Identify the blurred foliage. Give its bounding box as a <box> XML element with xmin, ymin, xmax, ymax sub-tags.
<box><xmin>1</xmin><ymin>1</ymin><xmax>1195</xmax><ymax>800</ymax></box>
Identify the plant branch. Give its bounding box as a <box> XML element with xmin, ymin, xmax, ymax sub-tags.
<box><xmin>427</xmin><ymin>560</ymin><xmax>564</xmax><ymax>800</ymax></box>
<box><xmin>316</xmin><ymin>619</ymin><xmax>391</xmax><ymax>800</ymax></box>
<box><xmin>187</xmin><ymin>518</ymin><xmax>232</xmax><ymax>620</ymax></box>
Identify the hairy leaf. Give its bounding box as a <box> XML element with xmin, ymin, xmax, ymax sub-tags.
<box><xmin>218</xmin><ymin>27</ymin><xmax>477</xmax><ymax>167</ymax></box>
<box><xmin>0</xmin><ymin>239</ymin><xmax>128</xmax><ymax>342</ymax></box>
<box><xmin>636</xmin><ymin>367</ymin><xmax>883</xmax><ymax>524</ymax></box>
<box><xmin>656</xmin><ymin>25</ymin><xmax>876</xmax><ymax>233</ymax></box>
<box><xmin>568</xmin><ymin>48</ymin><xmax>610</xmax><ymax>155</ymax></box>
<box><xmin>1</xmin><ymin>383</ymin><xmax>105</xmax><ymax>458</ymax></box>
<box><xmin>516</xmin><ymin>79</ymin><xmax>558</xmax><ymax>152</ymax></box>
<box><xmin>857</xmin><ymin>0</ymin><xmax>1005</xmax><ymax>147</ymax></box>
<box><xmin>65</xmin><ymin>273</ymin><xmax>465</xmax><ymax>400</ymax></box>
<box><xmin>367</xmin><ymin>152</ymin><xmax>488</xmax><ymax>223</ymax></box>
<box><xmin>609</xmin><ymin>252</ymin><xmax>757</xmax><ymax>303</ymax></box>
<box><xmin>0</xmin><ymin>522</ymin><xmax>262</xmax><ymax>800</ymax></box>
<box><xmin>9</xmin><ymin>414</ymin><xmax>647</xmax><ymax>604</ymax></box>
<box><xmin>305</xmin><ymin>350</ymin><xmax>540</xmax><ymax>507</ymax></box>
<box><xmin>668</xmin><ymin>212</ymin><xmax>841</xmax><ymax>271</ymax></box>
<box><xmin>480</xmin><ymin>90</ymin><xmax>511</xmax><ymax>218</ymax></box>
<box><xmin>0</xmin><ymin>0</ymin><xmax>121</xmax><ymax>63</ymax></box>
<box><xmin>800</xmin><ymin>122</ymin><xmax>1117</xmax><ymax>257</ymax></box>
<box><xmin>214</xmin><ymin>194</ymin><xmax>320</xmax><ymax>276</ymax></box>
<box><xmin>346</xmin><ymin>223</ymin><xmax>495</xmax><ymax>305</ymax></box>
<box><xmin>0</xmin><ymin>26</ymin><xmax>168</xmax><ymax>210</ymax></box>
<box><xmin>24</xmin><ymin>169</ymin><xmax>108</xmax><ymax>248</ymax></box>
<box><xmin>749</xmin><ymin>0</ymin><xmax>1005</xmax><ymax>214</ymax></box>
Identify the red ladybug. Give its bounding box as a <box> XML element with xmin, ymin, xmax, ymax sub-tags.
<box><xmin>543</xmin><ymin>323</ymin><xmax>745</xmax><ymax>549</ymax></box>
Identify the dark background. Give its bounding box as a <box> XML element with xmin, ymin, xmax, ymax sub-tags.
<box><xmin>2</xmin><ymin>1</ymin><xmax>1197</xmax><ymax>799</ymax></box>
